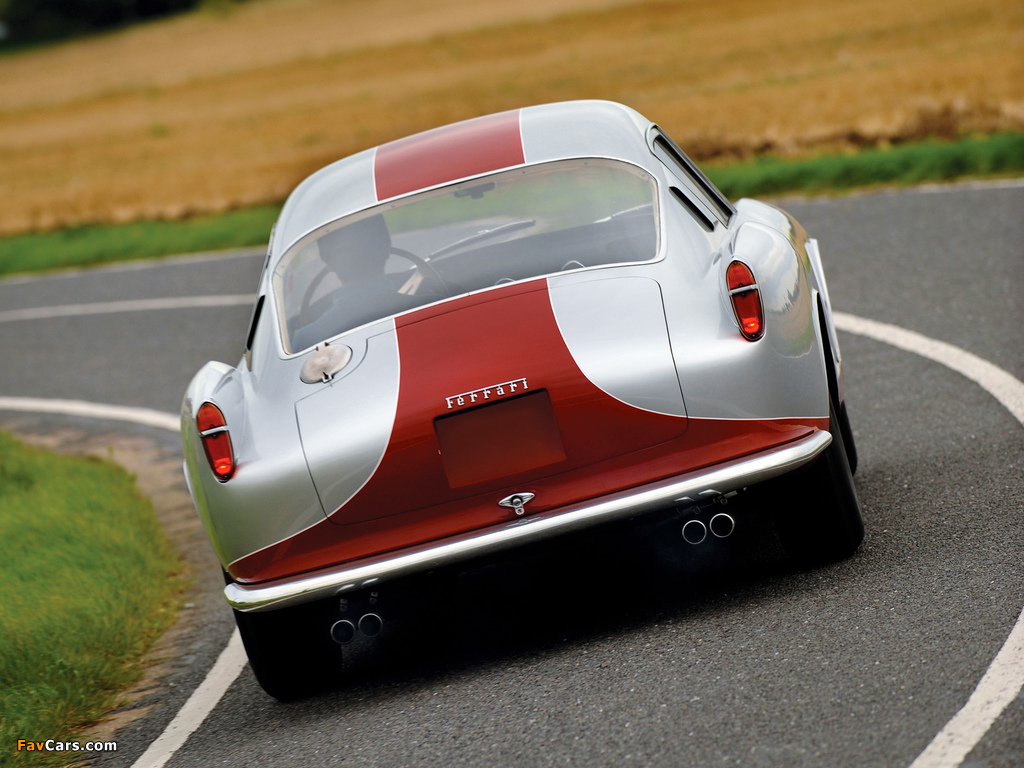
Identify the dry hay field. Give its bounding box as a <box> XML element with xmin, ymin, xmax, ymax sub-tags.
<box><xmin>0</xmin><ymin>0</ymin><xmax>1021</xmax><ymax>235</ymax></box>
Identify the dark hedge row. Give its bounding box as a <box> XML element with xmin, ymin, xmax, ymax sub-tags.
<box><xmin>0</xmin><ymin>0</ymin><xmax>239</xmax><ymax>44</ymax></box>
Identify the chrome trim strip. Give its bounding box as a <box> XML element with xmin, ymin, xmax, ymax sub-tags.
<box><xmin>728</xmin><ymin>284</ymin><xmax>759</xmax><ymax>296</ymax></box>
<box><xmin>225</xmin><ymin>430</ymin><xmax>831</xmax><ymax>612</ymax></box>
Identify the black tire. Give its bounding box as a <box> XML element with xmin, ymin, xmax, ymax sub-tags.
<box><xmin>837</xmin><ymin>399</ymin><xmax>858</xmax><ymax>476</ymax></box>
<box><xmin>233</xmin><ymin>600</ymin><xmax>343</xmax><ymax>701</ymax></box>
<box><xmin>767</xmin><ymin>401</ymin><xmax>865</xmax><ymax>566</ymax></box>
<box><xmin>816</xmin><ymin>302</ymin><xmax>857</xmax><ymax>476</ymax></box>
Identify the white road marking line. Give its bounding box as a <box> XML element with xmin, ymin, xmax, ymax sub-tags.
<box><xmin>0</xmin><ymin>247</ymin><xmax>266</xmax><ymax>286</ymax></box>
<box><xmin>0</xmin><ymin>397</ymin><xmax>180</xmax><ymax>432</ymax></box>
<box><xmin>833</xmin><ymin>313</ymin><xmax>1024</xmax><ymax>442</ymax></box>
<box><xmin>1</xmin><ymin>310</ymin><xmax>1021</xmax><ymax>768</ymax></box>
<box><xmin>129</xmin><ymin>629</ymin><xmax>247</xmax><ymax>768</ymax></box>
<box><xmin>771</xmin><ymin>177</ymin><xmax>1024</xmax><ymax>207</ymax></box>
<box><xmin>910</xmin><ymin>621</ymin><xmax>1024</xmax><ymax>768</ymax></box>
<box><xmin>0</xmin><ymin>294</ymin><xmax>256</xmax><ymax>324</ymax></box>
<box><xmin>911</xmin><ymin>177</ymin><xmax>1024</xmax><ymax>195</ymax></box>
<box><xmin>834</xmin><ymin>312</ymin><xmax>1024</xmax><ymax>768</ymax></box>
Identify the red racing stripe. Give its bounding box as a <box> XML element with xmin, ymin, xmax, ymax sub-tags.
<box><xmin>228</xmin><ymin>281</ymin><xmax>827</xmax><ymax>584</ymax></box>
<box><xmin>374</xmin><ymin>110</ymin><xmax>524</xmax><ymax>200</ymax></box>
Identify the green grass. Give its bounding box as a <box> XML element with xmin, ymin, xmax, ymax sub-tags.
<box><xmin>0</xmin><ymin>133</ymin><xmax>1021</xmax><ymax>280</ymax></box>
<box><xmin>0</xmin><ymin>204</ymin><xmax>280</xmax><ymax>279</ymax></box>
<box><xmin>705</xmin><ymin>132</ymin><xmax>1024</xmax><ymax>200</ymax></box>
<box><xmin>0</xmin><ymin>432</ymin><xmax>183</xmax><ymax>768</ymax></box>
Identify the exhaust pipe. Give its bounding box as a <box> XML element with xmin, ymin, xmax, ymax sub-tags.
<box><xmin>331</xmin><ymin>613</ymin><xmax>385</xmax><ymax>643</ymax></box>
<box><xmin>709</xmin><ymin>512</ymin><xmax>735</xmax><ymax>539</ymax></box>
<box><xmin>330</xmin><ymin>619</ymin><xmax>356</xmax><ymax>645</ymax></box>
<box><xmin>682</xmin><ymin>519</ymin><xmax>707</xmax><ymax>545</ymax></box>
<box><xmin>682</xmin><ymin>513</ymin><xmax>736</xmax><ymax>544</ymax></box>
<box><xmin>358</xmin><ymin>613</ymin><xmax>384</xmax><ymax>638</ymax></box>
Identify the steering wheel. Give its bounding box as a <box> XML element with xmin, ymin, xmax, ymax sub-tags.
<box><xmin>388</xmin><ymin>246</ymin><xmax>450</xmax><ymax>296</ymax></box>
<box><xmin>294</xmin><ymin>247</ymin><xmax>449</xmax><ymax>331</ymax></box>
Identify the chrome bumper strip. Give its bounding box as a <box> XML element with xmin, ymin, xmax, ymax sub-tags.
<box><xmin>225</xmin><ymin>430</ymin><xmax>831</xmax><ymax>612</ymax></box>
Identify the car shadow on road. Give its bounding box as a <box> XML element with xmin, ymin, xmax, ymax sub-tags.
<box><xmin>293</xmin><ymin>495</ymin><xmax>828</xmax><ymax>704</ymax></box>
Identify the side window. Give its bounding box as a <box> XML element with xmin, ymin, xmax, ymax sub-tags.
<box><xmin>244</xmin><ymin>221</ymin><xmax>275</xmax><ymax>369</ymax></box>
<box><xmin>651</xmin><ymin>132</ymin><xmax>734</xmax><ymax>227</ymax></box>
<box><xmin>266</xmin><ymin>223</ymin><xmax>277</xmax><ymax>266</ymax></box>
<box><xmin>244</xmin><ymin>295</ymin><xmax>265</xmax><ymax>370</ymax></box>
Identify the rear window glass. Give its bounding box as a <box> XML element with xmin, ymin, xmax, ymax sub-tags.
<box><xmin>274</xmin><ymin>158</ymin><xmax>659</xmax><ymax>354</ymax></box>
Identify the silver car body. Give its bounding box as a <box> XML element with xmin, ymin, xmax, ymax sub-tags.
<box><xmin>182</xmin><ymin>100</ymin><xmax>848</xmax><ymax>613</ymax></box>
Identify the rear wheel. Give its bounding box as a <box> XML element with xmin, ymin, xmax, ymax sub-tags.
<box><xmin>765</xmin><ymin>401</ymin><xmax>864</xmax><ymax>566</ymax></box>
<box><xmin>233</xmin><ymin>600</ymin><xmax>343</xmax><ymax>701</ymax></box>
<box><xmin>837</xmin><ymin>399</ymin><xmax>858</xmax><ymax>475</ymax></box>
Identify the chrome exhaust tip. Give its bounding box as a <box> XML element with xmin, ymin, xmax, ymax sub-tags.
<box><xmin>682</xmin><ymin>519</ymin><xmax>708</xmax><ymax>545</ymax></box>
<box><xmin>358</xmin><ymin>613</ymin><xmax>384</xmax><ymax>638</ymax></box>
<box><xmin>330</xmin><ymin>619</ymin><xmax>356</xmax><ymax>645</ymax></box>
<box><xmin>709</xmin><ymin>512</ymin><xmax>735</xmax><ymax>539</ymax></box>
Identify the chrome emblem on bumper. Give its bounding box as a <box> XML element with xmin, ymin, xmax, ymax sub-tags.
<box><xmin>498</xmin><ymin>492</ymin><xmax>535</xmax><ymax>516</ymax></box>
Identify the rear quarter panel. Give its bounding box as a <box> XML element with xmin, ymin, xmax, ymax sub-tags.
<box><xmin>658</xmin><ymin>197</ymin><xmax>829</xmax><ymax>421</ymax></box>
<box><xmin>182</xmin><ymin>314</ymin><xmax>329</xmax><ymax>569</ymax></box>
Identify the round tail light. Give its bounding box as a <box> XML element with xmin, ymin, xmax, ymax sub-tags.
<box><xmin>726</xmin><ymin>260</ymin><xmax>764</xmax><ymax>341</ymax></box>
<box><xmin>197</xmin><ymin>402</ymin><xmax>236</xmax><ymax>481</ymax></box>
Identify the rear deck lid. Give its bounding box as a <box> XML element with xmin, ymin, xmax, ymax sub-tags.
<box><xmin>296</xmin><ymin>278</ymin><xmax>688</xmax><ymax>525</ymax></box>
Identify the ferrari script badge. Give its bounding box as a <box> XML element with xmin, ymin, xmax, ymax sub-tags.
<box><xmin>445</xmin><ymin>377</ymin><xmax>528</xmax><ymax>409</ymax></box>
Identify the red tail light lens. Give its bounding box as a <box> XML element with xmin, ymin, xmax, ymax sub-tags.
<box><xmin>726</xmin><ymin>260</ymin><xmax>764</xmax><ymax>341</ymax></box>
<box><xmin>197</xmin><ymin>402</ymin><xmax>235</xmax><ymax>481</ymax></box>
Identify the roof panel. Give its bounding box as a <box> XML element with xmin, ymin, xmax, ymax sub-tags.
<box><xmin>374</xmin><ymin>109</ymin><xmax>524</xmax><ymax>200</ymax></box>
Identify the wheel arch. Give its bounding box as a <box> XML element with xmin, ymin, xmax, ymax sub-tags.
<box><xmin>815</xmin><ymin>294</ymin><xmax>858</xmax><ymax>474</ymax></box>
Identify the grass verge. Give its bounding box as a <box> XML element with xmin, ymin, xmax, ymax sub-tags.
<box><xmin>0</xmin><ymin>432</ymin><xmax>183</xmax><ymax>768</ymax></box>
<box><xmin>0</xmin><ymin>133</ymin><xmax>1021</xmax><ymax>280</ymax></box>
<box><xmin>0</xmin><ymin>205</ymin><xmax>280</xmax><ymax>279</ymax></box>
<box><xmin>706</xmin><ymin>132</ymin><xmax>1024</xmax><ymax>200</ymax></box>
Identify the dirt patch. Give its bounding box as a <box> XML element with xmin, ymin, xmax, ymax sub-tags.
<box><xmin>686</xmin><ymin>99</ymin><xmax>1024</xmax><ymax>161</ymax></box>
<box><xmin>0</xmin><ymin>0</ymin><xmax>1021</xmax><ymax>234</ymax></box>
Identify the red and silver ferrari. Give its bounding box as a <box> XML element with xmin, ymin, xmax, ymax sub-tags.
<box><xmin>182</xmin><ymin>100</ymin><xmax>862</xmax><ymax>699</ymax></box>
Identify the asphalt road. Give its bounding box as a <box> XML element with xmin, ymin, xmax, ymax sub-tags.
<box><xmin>1</xmin><ymin>182</ymin><xmax>1022</xmax><ymax>768</ymax></box>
